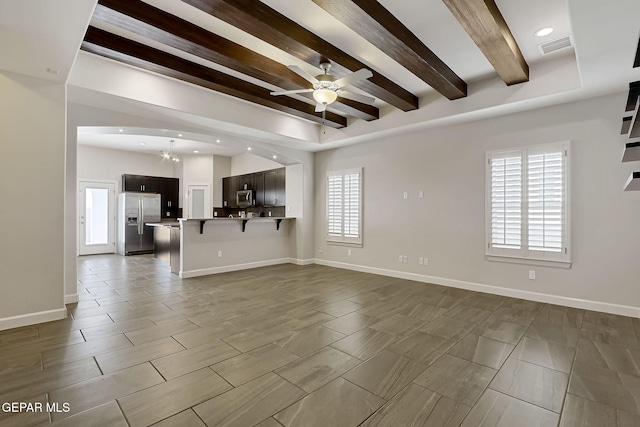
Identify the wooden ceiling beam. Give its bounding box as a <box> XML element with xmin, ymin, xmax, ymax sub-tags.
<box><xmin>93</xmin><ymin>0</ymin><xmax>377</xmax><ymax>121</ymax></box>
<box><xmin>442</xmin><ymin>0</ymin><xmax>529</xmax><ymax>85</ymax></box>
<box><xmin>312</xmin><ymin>0</ymin><xmax>467</xmax><ymax>100</ymax></box>
<box><xmin>81</xmin><ymin>26</ymin><xmax>347</xmax><ymax>128</ymax></box>
<box><xmin>181</xmin><ymin>0</ymin><xmax>419</xmax><ymax>111</ymax></box>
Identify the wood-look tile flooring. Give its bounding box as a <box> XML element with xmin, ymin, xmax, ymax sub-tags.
<box><xmin>1</xmin><ymin>255</ymin><xmax>640</xmax><ymax>426</ymax></box>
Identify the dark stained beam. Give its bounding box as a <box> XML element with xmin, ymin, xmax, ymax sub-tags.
<box><xmin>634</xmin><ymin>37</ymin><xmax>640</xmax><ymax>68</ymax></box>
<box><xmin>311</xmin><ymin>0</ymin><xmax>467</xmax><ymax>100</ymax></box>
<box><xmin>181</xmin><ymin>0</ymin><xmax>419</xmax><ymax>111</ymax></box>
<box><xmin>94</xmin><ymin>0</ymin><xmax>377</xmax><ymax>121</ymax></box>
<box><xmin>82</xmin><ymin>27</ymin><xmax>347</xmax><ymax>128</ymax></box>
<box><xmin>622</xmin><ymin>116</ymin><xmax>632</xmax><ymax>135</ymax></box>
<box><xmin>442</xmin><ymin>0</ymin><xmax>528</xmax><ymax>85</ymax></box>
<box><xmin>625</xmin><ymin>81</ymin><xmax>640</xmax><ymax>112</ymax></box>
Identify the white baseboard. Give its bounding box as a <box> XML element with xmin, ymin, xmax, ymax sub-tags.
<box><xmin>288</xmin><ymin>258</ymin><xmax>315</xmax><ymax>266</ymax></box>
<box><xmin>0</xmin><ymin>308</ymin><xmax>67</xmax><ymax>332</ymax></box>
<box><xmin>312</xmin><ymin>259</ymin><xmax>640</xmax><ymax>318</ymax></box>
<box><xmin>180</xmin><ymin>258</ymin><xmax>291</xmax><ymax>278</ymax></box>
<box><xmin>64</xmin><ymin>294</ymin><xmax>79</xmax><ymax>304</ymax></box>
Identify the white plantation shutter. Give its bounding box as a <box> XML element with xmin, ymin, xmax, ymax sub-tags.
<box><xmin>487</xmin><ymin>143</ymin><xmax>569</xmax><ymax>262</ymax></box>
<box><xmin>327</xmin><ymin>168</ymin><xmax>362</xmax><ymax>244</ymax></box>
<box><xmin>327</xmin><ymin>174</ymin><xmax>343</xmax><ymax>237</ymax></box>
<box><xmin>490</xmin><ymin>153</ymin><xmax>522</xmax><ymax>250</ymax></box>
<box><xmin>527</xmin><ymin>150</ymin><xmax>564</xmax><ymax>253</ymax></box>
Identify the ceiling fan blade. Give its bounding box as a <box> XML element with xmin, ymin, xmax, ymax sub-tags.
<box><xmin>288</xmin><ymin>65</ymin><xmax>319</xmax><ymax>84</ymax></box>
<box><xmin>334</xmin><ymin>68</ymin><xmax>373</xmax><ymax>88</ymax></box>
<box><xmin>315</xmin><ymin>102</ymin><xmax>327</xmax><ymax>113</ymax></box>
<box><xmin>270</xmin><ymin>88</ymin><xmax>314</xmax><ymax>96</ymax></box>
<box><xmin>337</xmin><ymin>90</ymin><xmax>375</xmax><ymax>105</ymax></box>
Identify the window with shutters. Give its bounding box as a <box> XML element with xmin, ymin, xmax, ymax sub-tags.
<box><xmin>327</xmin><ymin>168</ymin><xmax>362</xmax><ymax>245</ymax></box>
<box><xmin>486</xmin><ymin>143</ymin><xmax>570</xmax><ymax>263</ymax></box>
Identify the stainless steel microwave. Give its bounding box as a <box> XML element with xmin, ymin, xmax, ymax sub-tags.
<box><xmin>236</xmin><ymin>189</ymin><xmax>253</xmax><ymax>207</ymax></box>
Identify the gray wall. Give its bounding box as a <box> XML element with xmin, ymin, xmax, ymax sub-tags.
<box><xmin>0</xmin><ymin>71</ymin><xmax>67</xmax><ymax>328</ymax></box>
<box><xmin>314</xmin><ymin>92</ymin><xmax>640</xmax><ymax>312</ymax></box>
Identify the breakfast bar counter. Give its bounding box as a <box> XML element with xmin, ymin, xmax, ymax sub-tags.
<box><xmin>176</xmin><ymin>217</ymin><xmax>294</xmax><ymax>278</ymax></box>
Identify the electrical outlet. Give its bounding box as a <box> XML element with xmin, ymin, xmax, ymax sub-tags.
<box><xmin>217</xmin><ymin>250</ymin><xmax>222</xmax><ymax>258</ymax></box>
<box><xmin>403</xmin><ymin>192</ymin><xmax>408</xmax><ymax>199</ymax></box>
<box><xmin>319</xmin><ymin>246</ymin><xmax>323</xmax><ymax>253</ymax></box>
<box><xmin>418</xmin><ymin>191</ymin><xmax>424</xmax><ymax>199</ymax></box>
<box><xmin>213</xmin><ymin>211</ymin><xmax>217</xmax><ymax>217</ymax></box>
<box><xmin>529</xmin><ymin>270</ymin><xmax>536</xmax><ymax>280</ymax></box>
<box><xmin>348</xmin><ymin>249</ymin><xmax>352</xmax><ymax>256</ymax></box>
<box><xmin>418</xmin><ymin>257</ymin><xmax>423</xmax><ymax>265</ymax></box>
<box><xmin>403</xmin><ymin>255</ymin><xmax>408</xmax><ymax>263</ymax></box>
<box><xmin>424</xmin><ymin>257</ymin><xmax>429</xmax><ymax>266</ymax></box>
<box><xmin>399</xmin><ymin>255</ymin><xmax>403</xmax><ymax>262</ymax></box>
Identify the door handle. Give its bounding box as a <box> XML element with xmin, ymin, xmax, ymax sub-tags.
<box><xmin>138</xmin><ymin>199</ymin><xmax>143</xmax><ymax>235</ymax></box>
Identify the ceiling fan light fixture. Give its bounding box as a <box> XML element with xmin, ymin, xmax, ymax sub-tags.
<box><xmin>313</xmin><ymin>88</ymin><xmax>338</xmax><ymax>105</ymax></box>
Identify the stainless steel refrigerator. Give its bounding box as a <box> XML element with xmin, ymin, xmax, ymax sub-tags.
<box><xmin>117</xmin><ymin>193</ymin><xmax>161</xmax><ymax>255</ymax></box>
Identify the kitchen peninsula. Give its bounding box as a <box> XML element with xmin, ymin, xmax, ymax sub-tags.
<box><xmin>150</xmin><ymin>163</ymin><xmax>302</xmax><ymax>278</ymax></box>
<box><xmin>178</xmin><ymin>216</ymin><xmax>293</xmax><ymax>278</ymax></box>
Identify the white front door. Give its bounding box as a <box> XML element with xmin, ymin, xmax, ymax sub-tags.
<box><xmin>187</xmin><ymin>184</ymin><xmax>211</xmax><ymax>219</ymax></box>
<box><xmin>78</xmin><ymin>181</ymin><xmax>116</xmax><ymax>255</ymax></box>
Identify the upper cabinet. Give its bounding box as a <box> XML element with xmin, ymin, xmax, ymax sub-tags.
<box><xmin>238</xmin><ymin>174</ymin><xmax>255</xmax><ymax>191</ymax></box>
<box><xmin>264</xmin><ymin>168</ymin><xmax>286</xmax><ymax>207</ymax></box>
<box><xmin>122</xmin><ymin>174</ymin><xmax>179</xmax><ymax>218</ymax></box>
<box><xmin>223</xmin><ymin>167</ymin><xmax>285</xmax><ymax>208</ymax></box>
<box><xmin>222</xmin><ymin>176</ymin><xmax>239</xmax><ymax>208</ymax></box>
<box><xmin>160</xmin><ymin>177</ymin><xmax>179</xmax><ymax>218</ymax></box>
<box><xmin>122</xmin><ymin>174</ymin><xmax>160</xmax><ymax>193</ymax></box>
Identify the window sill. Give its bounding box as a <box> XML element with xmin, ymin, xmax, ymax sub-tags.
<box><xmin>486</xmin><ymin>255</ymin><xmax>571</xmax><ymax>269</ymax></box>
<box><xmin>326</xmin><ymin>240</ymin><xmax>363</xmax><ymax>248</ymax></box>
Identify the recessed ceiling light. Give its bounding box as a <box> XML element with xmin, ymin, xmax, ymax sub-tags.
<box><xmin>178</xmin><ymin>134</ymin><xmax>183</xmax><ymax>137</ymax></box>
<box><xmin>535</xmin><ymin>27</ymin><xmax>554</xmax><ymax>37</ymax></box>
<box><xmin>193</xmin><ymin>150</ymin><xmax>199</xmax><ymax>153</ymax></box>
<box><xmin>247</xmin><ymin>147</ymin><xmax>252</xmax><ymax>151</ymax></box>
<box><xmin>216</xmin><ymin>139</ymin><xmax>221</xmax><ymax>143</ymax></box>
<box><xmin>139</xmin><ymin>142</ymin><xmax>146</xmax><ymax>146</ymax></box>
<box><xmin>119</xmin><ymin>129</ymin><xmax>124</xmax><ymax>133</ymax></box>
<box><xmin>272</xmin><ymin>155</ymin><xmax>277</xmax><ymax>159</ymax></box>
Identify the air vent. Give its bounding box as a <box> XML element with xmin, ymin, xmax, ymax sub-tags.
<box><xmin>538</xmin><ymin>35</ymin><xmax>573</xmax><ymax>55</ymax></box>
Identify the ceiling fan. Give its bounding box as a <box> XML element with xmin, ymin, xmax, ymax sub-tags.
<box><xmin>270</xmin><ymin>62</ymin><xmax>375</xmax><ymax>112</ymax></box>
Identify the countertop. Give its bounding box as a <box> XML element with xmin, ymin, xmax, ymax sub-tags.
<box><xmin>146</xmin><ymin>221</ymin><xmax>180</xmax><ymax>227</ymax></box>
<box><xmin>179</xmin><ymin>216</ymin><xmax>289</xmax><ymax>221</ymax></box>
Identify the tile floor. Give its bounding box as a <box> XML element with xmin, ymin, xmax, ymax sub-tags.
<box><xmin>1</xmin><ymin>254</ymin><xmax>640</xmax><ymax>426</ymax></box>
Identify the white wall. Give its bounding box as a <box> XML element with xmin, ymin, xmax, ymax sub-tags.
<box><xmin>230</xmin><ymin>152</ymin><xmax>283</xmax><ymax>175</ymax></box>
<box><xmin>181</xmin><ymin>154</ymin><xmax>214</xmax><ymax>215</ymax></box>
<box><xmin>285</xmin><ymin>164</ymin><xmax>304</xmax><ymax>218</ymax></box>
<box><xmin>77</xmin><ymin>145</ymin><xmax>178</xmax><ymax>188</ymax></box>
<box><xmin>314</xmin><ymin>92</ymin><xmax>640</xmax><ymax>315</ymax></box>
<box><xmin>180</xmin><ymin>219</ymin><xmax>293</xmax><ymax>276</ymax></box>
<box><xmin>0</xmin><ymin>71</ymin><xmax>67</xmax><ymax>329</ymax></box>
<box><xmin>213</xmin><ymin>155</ymin><xmax>231</xmax><ymax>207</ymax></box>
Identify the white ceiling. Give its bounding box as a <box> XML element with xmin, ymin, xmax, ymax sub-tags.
<box><xmin>2</xmin><ymin>0</ymin><xmax>640</xmax><ymax>156</ymax></box>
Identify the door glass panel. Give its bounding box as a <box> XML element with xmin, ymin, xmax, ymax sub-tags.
<box><xmin>192</xmin><ymin>189</ymin><xmax>205</xmax><ymax>218</ymax></box>
<box><xmin>85</xmin><ymin>188</ymin><xmax>109</xmax><ymax>245</ymax></box>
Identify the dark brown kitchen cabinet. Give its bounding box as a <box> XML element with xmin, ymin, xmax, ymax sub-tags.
<box><xmin>123</xmin><ymin>174</ymin><xmax>179</xmax><ymax>218</ymax></box>
<box><xmin>160</xmin><ymin>178</ymin><xmax>179</xmax><ymax>218</ymax></box>
<box><xmin>238</xmin><ymin>174</ymin><xmax>254</xmax><ymax>190</ymax></box>
<box><xmin>222</xmin><ymin>176</ymin><xmax>239</xmax><ymax>208</ymax></box>
<box><xmin>264</xmin><ymin>168</ymin><xmax>286</xmax><ymax>206</ymax></box>
<box><xmin>221</xmin><ymin>167</ymin><xmax>285</xmax><ymax>208</ymax></box>
<box><xmin>122</xmin><ymin>174</ymin><xmax>160</xmax><ymax>193</ymax></box>
<box><xmin>254</xmin><ymin>172</ymin><xmax>265</xmax><ymax>207</ymax></box>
